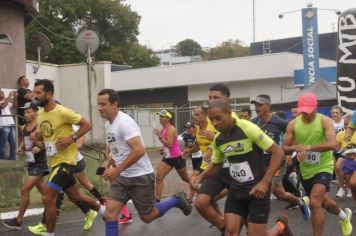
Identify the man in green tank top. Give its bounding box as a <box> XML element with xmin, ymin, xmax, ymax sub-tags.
<box><xmin>283</xmin><ymin>93</ymin><xmax>352</xmax><ymax>236</ymax></box>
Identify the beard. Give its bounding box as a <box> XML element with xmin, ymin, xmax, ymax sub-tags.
<box><xmin>36</xmin><ymin>98</ymin><xmax>49</xmax><ymax>107</ymax></box>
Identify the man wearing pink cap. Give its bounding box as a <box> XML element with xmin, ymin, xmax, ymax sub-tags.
<box><xmin>283</xmin><ymin>93</ymin><xmax>352</xmax><ymax>236</ymax></box>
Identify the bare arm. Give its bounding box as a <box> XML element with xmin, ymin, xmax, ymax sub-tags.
<box><xmin>250</xmin><ymin>143</ymin><xmax>283</xmax><ymax>198</ymax></box>
<box><xmin>17</xmin><ymin>125</ymin><xmax>25</xmax><ymax>154</ymax></box>
<box><xmin>104</xmin><ymin>144</ymin><xmax>115</xmax><ymax>168</ymax></box>
<box><xmin>75</xmin><ymin>118</ymin><xmax>92</xmax><ymax>140</ymax></box>
<box><xmin>199</xmin><ymin>162</ymin><xmax>222</xmax><ymax>180</ymax></box>
<box><xmin>23</xmin><ymin>91</ymin><xmax>33</xmax><ymax>100</ymax></box>
<box><xmin>191</xmin><ymin>162</ymin><xmax>223</xmax><ymax>189</ymax></box>
<box><xmin>283</xmin><ymin>120</ymin><xmax>296</xmax><ymax>155</ymax></box>
<box><xmin>308</xmin><ymin>116</ymin><xmax>336</xmax><ymax>152</ymax></box>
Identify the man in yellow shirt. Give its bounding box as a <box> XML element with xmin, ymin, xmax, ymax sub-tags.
<box><xmin>192</xmin><ymin>83</ymin><xmax>237</xmax><ymax>234</ymax></box>
<box><xmin>33</xmin><ymin>79</ymin><xmax>104</xmax><ymax>235</ymax></box>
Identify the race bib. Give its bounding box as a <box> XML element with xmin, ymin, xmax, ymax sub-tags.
<box><xmin>44</xmin><ymin>142</ymin><xmax>57</xmax><ymax>157</ymax></box>
<box><xmin>229</xmin><ymin>161</ymin><xmax>254</xmax><ymax>182</ymax></box>
<box><xmin>191</xmin><ymin>150</ymin><xmax>203</xmax><ymax>158</ymax></box>
<box><xmin>305</xmin><ymin>151</ymin><xmax>320</xmax><ymax>165</ymax></box>
<box><xmin>163</xmin><ymin>147</ymin><xmax>171</xmax><ymax>158</ymax></box>
<box><xmin>25</xmin><ymin>151</ymin><xmax>35</xmax><ymax>163</ymax></box>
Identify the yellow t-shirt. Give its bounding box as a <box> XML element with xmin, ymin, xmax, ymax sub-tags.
<box><xmin>196</xmin><ymin>119</ymin><xmax>217</xmax><ymax>170</ymax></box>
<box><xmin>231</xmin><ymin>111</ymin><xmax>239</xmax><ymax>120</ymax></box>
<box><xmin>336</xmin><ymin>130</ymin><xmax>356</xmax><ymax>149</ymax></box>
<box><xmin>37</xmin><ymin>105</ymin><xmax>82</xmax><ymax>168</ymax></box>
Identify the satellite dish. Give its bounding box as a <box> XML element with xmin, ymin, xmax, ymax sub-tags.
<box><xmin>30</xmin><ymin>32</ymin><xmax>52</xmax><ymax>56</ymax></box>
<box><xmin>29</xmin><ymin>32</ymin><xmax>52</xmax><ymax>74</ymax></box>
<box><xmin>75</xmin><ymin>30</ymin><xmax>99</xmax><ymax>55</ymax></box>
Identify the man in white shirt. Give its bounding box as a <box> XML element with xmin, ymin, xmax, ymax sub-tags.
<box><xmin>0</xmin><ymin>90</ymin><xmax>16</xmax><ymax>160</ymax></box>
<box><xmin>97</xmin><ymin>89</ymin><xmax>191</xmax><ymax>236</ymax></box>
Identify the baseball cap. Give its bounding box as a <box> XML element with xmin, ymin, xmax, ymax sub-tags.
<box><xmin>184</xmin><ymin>121</ymin><xmax>195</xmax><ymax>128</ymax></box>
<box><xmin>297</xmin><ymin>93</ymin><xmax>317</xmax><ymax>114</ymax></box>
<box><xmin>19</xmin><ymin>102</ymin><xmax>39</xmax><ymax>111</ymax></box>
<box><xmin>156</xmin><ymin>109</ymin><xmax>172</xmax><ymax>119</ymax></box>
<box><xmin>343</xmin><ymin>148</ymin><xmax>356</xmax><ymax>156</ymax></box>
<box><xmin>250</xmin><ymin>94</ymin><xmax>271</xmax><ymax>105</ymax></box>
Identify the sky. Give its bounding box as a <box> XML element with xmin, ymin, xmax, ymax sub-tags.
<box><xmin>123</xmin><ymin>0</ymin><xmax>355</xmax><ymax>50</ymax></box>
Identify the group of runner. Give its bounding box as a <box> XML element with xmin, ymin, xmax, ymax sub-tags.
<box><xmin>1</xmin><ymin>79</ymin><xmax>355</xmax><ymax>236</ymax></box>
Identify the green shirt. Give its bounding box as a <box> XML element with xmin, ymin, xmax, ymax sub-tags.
<box><xmin>212</xmin><ymin>119</ymin><xmax>274</xmax><ymax>195</ymax></box>
<box><xmin>294</xmin><ymin>113</ymin><xmax>334</xmax><ymax>180</ymax></box>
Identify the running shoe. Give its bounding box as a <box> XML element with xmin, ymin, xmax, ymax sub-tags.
<box><xmin>174</xmin><ymin>189</ymin><xmax>192</xmax><ymax>216</ymax></box>
<box><xmin>118</xmin><ymin>214</ymin><xmax>133</xmax><ymax>224</ymax></box>
<box><xmin>28</xmin><ymin>222</ymin><xmax>47</xmax><ymax>235</ymax></box>
<box><xmin>2</xmin><ymin>218</ymin><xmax>22</xmax><ymax>230</ymax></box>
<box><xmin>300</xmin><ymin>196</ymin><xmax>311</xmax><ymax>221</ymax></box>
<box><xmin>336</xmin><ymin>187</ymin><xmax>345</xmax><ymax>197</ymax></box>
<box><xmin>285</xmin><ymin>202</ymin><xmax>299</xmax><ymax>210</ymax></box>
<box><xmin>276</xmin><ymin>214</ymin><xmax>293</xmax><ymax>236</ymax></box>
<box><xmin>346</xmin><ymin>188</ymin><xmax>352</xmax><ymax>198</ymax></box>
<box><xmin>339</xmin><ymin>208</ymin><xmax>352</xmax><ymax>236</ymax></box>
<box><xmin>83</xmin><ymin>210</ymin><xmax>97</xmax><ymax>230</ymax></box>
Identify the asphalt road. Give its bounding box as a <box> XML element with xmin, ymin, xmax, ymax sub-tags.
<box><xmin>0</xmin><ymin>183</ymin><xmax>355</xmax><ymax>236</ymax></box>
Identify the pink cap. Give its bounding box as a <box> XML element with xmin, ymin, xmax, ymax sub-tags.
<box><xmin>297</xmin><ymin>93</ymin><xmax>317</xmax><ymax>113</ymax></box>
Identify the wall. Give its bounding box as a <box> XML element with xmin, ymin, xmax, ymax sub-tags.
<box><xmin>0</xmin><ymin>2</ymin><xmax>26</xmax><ymax>89</ymax></box>
<box><xmin>25</xmin><ymin>61</ymin><xmax>112</xmax><ymax>144</ymax></box>
<box><xmin>111</xmin><ymin>53</ymin><xmax>335</xmax><ymax>92</ymax></box>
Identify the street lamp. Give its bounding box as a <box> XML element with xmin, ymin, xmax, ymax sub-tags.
<box><xmin>0</xmin><ymin>33</ymin><xmax>13</xmax><ymax>44</ymax></box>
<box><xmin>278</xmin><ymin>4</ymin><xmax>340</xmax><ymax>88</ymax></box>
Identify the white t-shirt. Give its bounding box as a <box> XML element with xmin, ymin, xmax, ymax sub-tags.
<box><xmin>72</xmin><ymin>125</ymin><xmax>84</xmax><ymax>162</ymax></box>
<box><xmin>0</xmin><ymin>102</ymin><xmax>15</xmax><ymax>126</ymax></box>
<box><xmin>105</xmin><ymin>111</ymin><xmax>154</xmax><ymax>177</ymax></box>
<box><xmin>333</xmin><ymin>119</ymin><xmax>344</xmax><ymax>134</ymax></box>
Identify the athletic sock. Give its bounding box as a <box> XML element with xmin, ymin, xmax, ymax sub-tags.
<box><xmin>338</xmin><ymin>209</ymin><xmax>347</xmax><ymax>220</ymax></box>
<box><xmin>154</xmin><ymin>195</ymin><xmax>180</xmax><ymax>216</ymax></box>
<box><xmin>90</xmin><ymin>186</ymin><xmax>103</xmax><ymax>201</ymax></box>
<box><xmin>121</xmin><ymin>205</ymin><xmax>130</xmax><ymax>218</ymax></box>
<box><xmin>298</xmin><ymin>198</ymin><xmax>305</xmax><ymax>206</ymax></box>
<box><xmin>105</xmin><ymin>221</ymin><xmax>118</xmax><ymax>236</ymax></box>
<box><xmin>99</xmin><ymin>205</ymin><xmax>106</xmax><ymax>216</ymax></box>
<box><xmin>277</xmin><ymin>221</ymin><xmax>286</xmax><ymax>234</ymax></box>
<box><xmin>75</xmin><ymin>201</ymin><xmax>90</xmax><ymax>215</ymax></box>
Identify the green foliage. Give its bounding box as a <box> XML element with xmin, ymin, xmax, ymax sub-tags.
<box><xmin>25</xmin><ymin>0</ymin><xmax>159</xmax><ymax>68</ymax></box>
<box><xmin>176</xmin><ymin>39</ymin><xmax>202</xmax><ymax>56</ymax></box>
<box><xmin>202</xmin><ymin>39</ymin><xmax>250</xmax><ymax>61</ymax></box>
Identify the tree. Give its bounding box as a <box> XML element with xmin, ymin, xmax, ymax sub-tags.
<box><xmin>25</xmin><ymin>0</ymin><xmax>159</xmax><ymax>67</ymax></box>
<box><xmin>202</xmin><ymin>39</ymin><xmax>250</xmax><ymax>61</ymax></box>
<box><xmin>176</xmin><ymin>39</ymin><xmax>202</xmax><ymax>56</ymax></box>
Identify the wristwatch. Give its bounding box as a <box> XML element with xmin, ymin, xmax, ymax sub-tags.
<box><xmin>72</xmin><ymin>133</ymin><xmax>78</xmax><ymax>142</ymax></box>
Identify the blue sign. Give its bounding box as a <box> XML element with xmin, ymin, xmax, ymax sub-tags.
<box><xmin>294</xmin><ymin>66</ymin><xmax>336</xmax><ymax>85</ymax></box>
<box><xmin>302</xmin><ymin>7</ymin><xmax>320</xmax><ymax>87</ymax></box>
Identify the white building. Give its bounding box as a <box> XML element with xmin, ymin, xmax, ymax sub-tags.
<box><xmin>16</xmin><ymin>52</ymin><xmax>335</xmax><ymax>147</ymax></box>
<box><xmin>154</xmin><ymin>50</ymin><xmax>202</xmax><ymax>66</ymax></box>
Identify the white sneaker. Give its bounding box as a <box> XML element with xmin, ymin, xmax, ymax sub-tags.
<box><xmin>336</xmin><ymin>187</ymin><xmax>345</xmax><ymax>197</ymax></box>
<box><xmin>346</xmin><ymin>188</ymin><xmax>352</xmax><ymax>198</ymax></box>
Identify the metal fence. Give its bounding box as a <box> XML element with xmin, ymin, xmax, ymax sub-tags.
<box><xmin>121</xmin><ymin>104</ymin><xmax>246</xmax><ymax>149</ymax></box>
